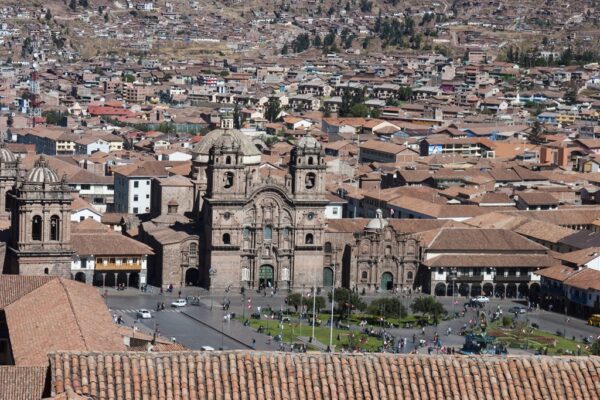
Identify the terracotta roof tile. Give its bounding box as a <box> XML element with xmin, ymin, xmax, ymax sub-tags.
<box><xmin>0</xmin><ymin>366</ymin><xmax>48</xmax><ymax>400</ymax></box>
<box><xmin>49</xmin><ymin>352</ymin><xmax>600</xmax><ymax>400</ymax></box>
<box><xmin>4</xmin><ymin>278</ymin><xmax>126</xmax><ymax>367</ymax></box>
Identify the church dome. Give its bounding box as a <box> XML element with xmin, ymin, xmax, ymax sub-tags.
<box><xmin>192</xmin><ymin>126</ymin><xmax>261</xmax><ymax>165</ymax></box>
<box><xmin>366</xmin><ymin>209</ymin><xmax>388</xmax><ymax>230</ymax></box>
<box><xmin>298</xmin><ymin>135</ymin><xmax>321</xmax><ymax>149</ymax></box>
<box><xmin>0</xmin><ymin>144</ymin><xmax>16</xmax><ymax>163</ymax></box>
<box><xmin>26</xmin><ymin>156</ymin><xmax>60</xmax><ymax>183</ymax></box>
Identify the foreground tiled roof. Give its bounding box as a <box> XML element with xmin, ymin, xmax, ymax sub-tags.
<box><xmin>0</xmin><ymin>366</ymin><xmax>48</xmax><ymax>400</ymax></box>
<box><xmin>50</xmin><ymin>351</ymin><xmax>600</xmax><ymax>400</ymax></box>
<box><xmin>5</xmin><ymin>279</ymin><xmax>126</xmax><ymax>366</ymax></box>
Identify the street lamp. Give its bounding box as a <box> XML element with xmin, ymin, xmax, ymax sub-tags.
<box><xmin>209</xmin><ymin>268</ymin><xmax>217</xmax><ymax>311</ymax></box>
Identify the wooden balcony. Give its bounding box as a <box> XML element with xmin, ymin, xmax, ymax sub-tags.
<box><xmin>96</xmin><ymin>262</ymin><xmax>142</xmax><ymax>271</ymax></box>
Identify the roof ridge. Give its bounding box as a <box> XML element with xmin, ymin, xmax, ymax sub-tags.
<box><xmin>57</xmin><ymin>279</ymin><xmax>89</xmax><ymax>351</ymax></box>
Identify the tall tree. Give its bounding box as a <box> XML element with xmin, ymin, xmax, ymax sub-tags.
<box><xmin>265</xmin><ymin>98</ymin><xmax>281</xmax><ymax>122</ymax></box>
<box><xmin>528</xmin><ymin>120</ymin><xmax>545</xmax><ymax>144</ymax></box>
<box><xmin>233</xmin><ymin>103</ymin><xmax>241</xmax><ymax>129</ymax></box>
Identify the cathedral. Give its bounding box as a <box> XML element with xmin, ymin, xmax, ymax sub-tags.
<box><xmin>142</xmin><ymin>118</ymin><xmax>328</xmax><ymax>291</ymax></box>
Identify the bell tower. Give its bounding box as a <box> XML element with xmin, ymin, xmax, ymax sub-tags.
<box><xmin>289</xmin><ymin>135</ymin><xmax>326</xmax><ymax>199</ymax></box>
<box><xmin>6</xmin><ymin>156</ymin><xmax>74</xmax><ymax>277</ymax></box>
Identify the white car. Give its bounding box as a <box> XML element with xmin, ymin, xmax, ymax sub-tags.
<box><xmin>136</xmin><ymin>309</ymin><xmax>152</xmax><ymax>319</ymax></box>
<box><xmin>473</xmin><ymin>296</ymin><xmax>490</xmax><ymax>303</ymax></box>
<box><xmin>171</xmin><ymin>299</ymin><xmax>187</xmax><ymax>307</ymax></box>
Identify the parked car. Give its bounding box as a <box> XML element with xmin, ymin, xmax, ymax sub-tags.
<box><xmin>171</xmin><ymin>299</ymin><xmax>187</xmax><ymax>307</ymax></box>
<box><xmin>136</xmin><ymin>309</ymin><xmax>152</xmax><ymax>319</ymax></box>
<box><xmin>473</xmin><ymin>296</ymin><xmax>490</xmax><ymax>303</ymax></box>
<box><xmin>508</xmin><ymin>306</ymin><xmax>527</xmax><ymax>314</ymax></box>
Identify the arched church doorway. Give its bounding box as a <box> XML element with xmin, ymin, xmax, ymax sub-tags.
<box><xmin>323</xmin><ymin>267</ymin><xmax>333</xmax><ymax>287</ymax></box>
<box><xmin>185</xmin><ymin>268</ymin><xmax>200</xmax><ymax>286</ymax></box>
<box><xmin>259</xmin><ymin>265</ymin><xmax>274</xmax><ymax>289</ymax></box>
<box><xmin>381</xmin><ymin>272</ymin><xmax>393</xmax><ymax>291</ymax></box>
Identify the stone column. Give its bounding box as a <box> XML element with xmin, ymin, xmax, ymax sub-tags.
<box><xmin>102</xmin><ymin>273</ymin><xmax>106</xmax><ymax>287</ymax></box>
<box><xmin>126</xmin><ymin>272</ymin><xmax>131</xmax><ymax>288</ymax></box>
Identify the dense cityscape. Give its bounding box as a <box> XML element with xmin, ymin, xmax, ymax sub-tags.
<box><xmin>1</xmin><ymin>0</ymin><xmax>600</xmax><ymax>399</ymax></box>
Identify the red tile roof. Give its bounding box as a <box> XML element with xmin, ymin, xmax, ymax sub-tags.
<box><xmin>49</xmin><ymin>352</ymin><xmax>600</xmax><ymax>400</ymax></box>
<box><xmin>0</xmin><ymin>366</ymin><xmax>48</xmax><ymax>400</ymax></box>
<box><xmin>3</xmin><ymin>278</ymin><xmax>126</xmax><ymax>366</ymax></box>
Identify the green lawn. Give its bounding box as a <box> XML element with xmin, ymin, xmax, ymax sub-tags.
<box><xmin>239</xmin><ymin>316</ymin><xmax>383</xmax><ymax>351</ymax></box>
<box><xmin>486</xmin><ymin>321</ymin><xmax>589</xmax><ymax>356</ymax></box>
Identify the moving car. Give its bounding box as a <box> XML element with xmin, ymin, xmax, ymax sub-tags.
<box><xmin>508</xmin><ymin>306</ymin><xmax>527</xmax><ymax>314</ymax></box>
<box><xmin>136</xmin><ymin>309</ymin><xmax>152</xmax><ymax>319</ymax></box>
<box><xmin>171</xmin><ymin>299</ymin><xmax>187</xmax><ymax>307</ymax></box>
<box><xmin>473</xmin><ymin>296</ymin><xmax>490</xmax><ymax>303</ymax></box>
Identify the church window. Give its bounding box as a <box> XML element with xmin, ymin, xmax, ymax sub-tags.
<box><xmin>50</xmin><ymin>216</ymin><xmax>60</xmax><ymax>241</ymax></box>
<box><xmin>189</xmin><ymin>243</ymin><xmax>197</xmax><ymax>255</ymax></box>
<box><xmin>324</xmin><ymin>242</ymin><xmax>332</xmax><ymax>253</ymax></box>
<box><xmin>224</xmin><ymin>212</ymin><xmax>231</xmax><ymax>220</ymax></box>
<box><xmin>32</xmin><ymin>216</ymin><xmax>42</xmax><ymax>241</ymax></box>
<box><xmin>223</xmin><ymin>233</ymin><xmax>231</xmax><ymax>245</ymax></box>
<box><xmin>264</xmin><ymin>226</ymin><xmax>272</xmax><ymax>241</ymax></box>
<box><xmin>226</xmin><ymin>156</ymin><xmax>232</xmax><ymax>165</ymax></box>
<box><xmin>224</xmin><ymin>172</ymin><xmax>234</xmax><ymax>189</ymax></box>
<box><xmin>283</xmin><ymin>227</ymin><xmax>290</xmax><ymax>237</ymax></box>
<box><xmin>305</xmin><ymin>233</ymin><xmax>314</xmax><ymax>244</ymax></box>
<box><xmin>243</xmin><ymin>227</ymin><xmax>250</xmax><ymax>237</ymax></box>
<box><xmin>407</xmin><ymin>271</ymin><xmax>413</xmax><ymax>280</ymax></box>
<box><xmin>361</xmin><ymin>271</ymin><xmax>368</xmax><ymax>281</ymax></box>
<box><xmin>307</xmin><ymin>212</ymin><xmax>314</xmax><ymax>221</ymax></box>
<box><xmin>308</xmin><ymin>157</ymin><xmax>314</xmax><ymax>165</ymax></box>
<box><xmin>305</xmin><ymin>173</ymin><xmax>316</xmax><ymax>189</ymax></box>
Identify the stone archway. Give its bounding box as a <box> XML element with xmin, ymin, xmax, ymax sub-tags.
<box><xmin>470</xmin><ymin>284</ymin><xmax>482</xmax><ymax>297</ymax></box>
<box><xmin>495</xmin><ymin>284</ymin><xmax>505</xmax><ymax>298</ymax></box>
<box><xmin>435</xmin><ymin>283</ymin><xmax>447</xmax><ymax>296</ymax></box>
<box><xmin>74</xmin><ymin>272</ymin><xmax>86</xmax><ymax>283</ymax></box>
<box><xmin>105</xmin><ymin>273</ymin><xmax>116</xmax><ymax>288</ymax></box>
<box><xmin>458</xmin><ymin>284</ymin><xmax>469</xmax><ymax>296</ymax></box>
<box><xmin>129</xmin><ymin>272</ymin><xmax>140</xmax><ymax>288</ymax></box>
<box><xmin>506</xmin><ymin>284</ymin><xmax>517</xmax><ymax>298</ymax></box>
<box><xmin>518</xmin><ymin>283</ymin><xmax>529</xmax><ymax>299</ymax></box>
<box><xmin>323</xmin><ymin>267</ymin><xmax>333</xmax><ymax>287</ymax></box>
<box><xmin>483</xmin><ymin>283</ymin><xmax>494</xmax><ymax>296</ymax></box>
<box><xmin>258</xmin><ymin>265</ymin><xmax>274</xmax><ymax>289</ymax></box>
<box><xmin>93</xmin><ymin>272</ymin><xmax>103</xmax><ymax>287</ymax></box>
<box><xmin>381</xmin><ymin>272</ymin><xmax>394</xmax><ymax>291</ymax></box>
<box><xmin>117</xmin><ymin>272</ymin><xmax>128</xmax><ymax>287</ymax></box>
<box><xmin>185</xmin><ymin>268</ymin><xmax>200</xmax><ymax>286</ymax></box>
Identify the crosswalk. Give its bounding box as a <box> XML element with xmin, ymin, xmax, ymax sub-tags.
<box><xmin>110</xmin><ymin>308</ymin><xmax>184</xmax><ymax>314</ymax></box>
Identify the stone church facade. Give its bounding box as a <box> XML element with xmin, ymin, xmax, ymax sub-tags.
<box><xmin>191</xmin><ymin>121</ymin><xmax>328</xmax><ymax>290</ymax></box>
<box><xmin>5</xmin><ymin>156</ymin><xmax>73</xmax><ymax>277</ymax></box>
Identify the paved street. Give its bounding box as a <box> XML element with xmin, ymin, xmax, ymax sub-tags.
<box><xmin>104</xmin><ymin>287</ymin><xmax>600</xmax><ymax>354</ymax></box>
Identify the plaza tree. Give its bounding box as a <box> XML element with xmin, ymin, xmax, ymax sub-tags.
<box><xmin>367</xmin><ymin>297</ymin><xmax>407</xmax><ymax>320</ymax></box>
<box><xmin>329</xmin><ymin>288</ymin><xmax>366</xmax><ymax>318</ymax></box>
<box><xmin>411</xmin><ymin>296</ymin><xmax>445</xmax><ymax>323</ymax></box>
<box><xmin>285</xmin><ymin>292</ymin><xmax>325</xmax><ymax>313</ymax></box>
